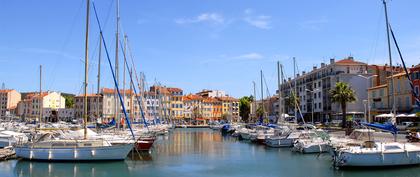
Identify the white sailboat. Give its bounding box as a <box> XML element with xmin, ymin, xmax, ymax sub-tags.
<box><xmin>15</xmin><ymin>0</ymin><xmax>134</xmax><ymax>161</ymax></box>
<box><xmin>332</xmin><ymin>0</ymin><xmax>420</xmax><ymax>167</ymax></box>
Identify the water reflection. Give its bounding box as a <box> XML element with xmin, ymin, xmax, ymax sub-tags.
<box><xmin>14</xmin><ymin>160</ymin><xmax>129</xmax><ymax>177</ymax></box>
<box><xmin>154</xmin><ymin>129</ymin><xmax>227</xmax><ymax>156</ymax></box>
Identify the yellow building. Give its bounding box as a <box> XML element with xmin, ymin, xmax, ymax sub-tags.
<box><xmin>368</xmin><ymin>72</ymin><xmax>413</xmax><ymax>121</ymax></box>
<box><xmin>217</xmin><ymin>96</ymin><xmax>240</xmax><ymax>122</ymax></box>
<box><xmin>167</xmin><ymin>87</ymin><xmax>184</xmax><ymax>120</ymax></box>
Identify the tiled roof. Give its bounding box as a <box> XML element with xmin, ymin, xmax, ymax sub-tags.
<box><xmin>167</xmin><ymin>87</ymin><xmax>183</xmax><ymax>92</ymax></box>
<box><xmin>368</xmin><ymin>64</ymin><xmax>403</xmax><ymax>72</ymax></box>
<box><xmin>335</xmin><ymin>58</ymin><xmax>366</xmax><ymax>65</ymax></box>
<box><xmin>0</xmin><ymin>89</ymin><xmax>13</xmax><ymax>93</ymax></box>
<box><xmin>183</xmin><ymin>94</ymin><xmax>203</xmax><ymax>101</ymax></box>
<box><xmin>216</xmin><ymin>96</ymin><xmax>239</xmax><ymax>102</ymax></box>
<box><xmin>74</xmin><ymin>94</ymin><xmax>102</xmax><ymax>97</ymax></box>
<box><xmin>101</xmin><ymin>88</ymin><xmax>133</xmax><ymax>94</ymax></box>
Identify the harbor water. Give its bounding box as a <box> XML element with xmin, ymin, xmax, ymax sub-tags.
<box><xmin>1</xmin><ymin>128</ymin><xmax>419</xmax><ymax>177</ymax></box>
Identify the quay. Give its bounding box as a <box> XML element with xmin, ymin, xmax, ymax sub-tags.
<box><xmin>0</xmin><ymin>148</ymin><xmax>15</xmax><ymax>161</ymax></box>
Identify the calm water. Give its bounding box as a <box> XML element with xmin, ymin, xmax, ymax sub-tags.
<box><xmin>0</xmin><ymin>128</ymin><xmax>419</xmax><ymax>177</ymax></box>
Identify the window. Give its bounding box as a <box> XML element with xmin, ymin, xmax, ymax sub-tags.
<box><xmin>319</xmin><ymin>103</ymin><xmax>321</xmax><ymax>109</ymax></box>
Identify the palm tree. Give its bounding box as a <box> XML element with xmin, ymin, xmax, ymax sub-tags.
<box><xmin>330</xmin><ymin>82</ymin><xmax>356</xmax><ymax>129</ymax></box>
<box><xmin>285</xmin><ymin>92</ymin><xmax>299</xmax><ymax>114</ymax></box>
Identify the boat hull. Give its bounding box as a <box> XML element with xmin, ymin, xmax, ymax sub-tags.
<box><xmin>15</xmin><ymin>143</ymin><xmax>133</xmax><ymax>161</ymax></box>
<box><xmin>335</xmin><ymin>151</ymin><xmax>420</xmax><ymax>167</ymax></box>
<box><xmin>264</xmin><ymin>138</ymin><xmax>294</xmax><ymax>148</ymax></box>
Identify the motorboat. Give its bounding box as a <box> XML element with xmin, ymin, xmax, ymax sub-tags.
<box><xmin>0</xmin><ymin>130</ymin><xmax>29</xmax><ymax>148</ymax></box>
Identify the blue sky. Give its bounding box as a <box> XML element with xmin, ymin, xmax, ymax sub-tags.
<box><xmin>1</xmin><ymin>0</ymin><xmax>419</xmax><ymax>98</ymax></box>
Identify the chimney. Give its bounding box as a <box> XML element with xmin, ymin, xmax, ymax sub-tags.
<box><xmin>321</xmin><ymin>63</ymin><xmax>325</xmax><ymax>67</ymax></box>
<box><xmin>313</xmin><ymin>66</ymin><xmax>317</xmax><ymax>70</ymax></box>
<box><xmin>288</xmin><ymin>77</ymin><xmax>291</xmax><ymax>81</ymax></box>
<box><xmin>330</xmin><ymin>58</ymin><xmax>335</xmax><ymax>64</ymax></box>
<box><xmin>302</xmin><ymin>71</ymin><xmax>306</xmax><ymax>75</ymax></box>
<box><xmin>297</xmin><ymin>73</ymin><xmax>300</xmax><ymax>77</ymax></box>
<box><xmin>348</xmin><ymin>56</ymin><xmax>354</xmax><ymax>60</ymax></box>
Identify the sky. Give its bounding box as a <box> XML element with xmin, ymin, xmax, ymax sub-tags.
<box><xmin>1</xmin><ymin>0</ymin><xmax>420</xmax><ymax>98</ymax></box>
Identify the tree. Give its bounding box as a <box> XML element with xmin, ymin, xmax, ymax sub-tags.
<box><xmin>256</xmin><ymin>106</ymin><xmax>264</xmax><ymax>119</ymax></box>
<box><xmin>285</xmin><ymin>92</ymin><xmax>299</xmax><ymax>114</ymax></box>
<box><xmin>63</xmin><ymin>95</ymin><xmax>75</xmax><ymax>108</ymax></box>
<box><xmin>239</xmin><ymin>96</ymin><xmax>252</xmax><ymax>122</ymax></box>
<box><xmin>330</xmin><ymin>82</ymin><xmax>356</xmax><ymax>129</ymax></box>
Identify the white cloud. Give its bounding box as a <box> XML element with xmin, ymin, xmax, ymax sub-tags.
<box><xmin>233</xmin><ymin>52</ymin><xmax>264</xmax><ymax>60</ymax></box>
<box><xmin>243</xmin><ymin>9</ymin><xmax>272</xmax><ymax>29</ymax></box>
<box><xmin>175</xmin><ymin>13</ymin><xmax>225</xmax><ymax>25</ymax></box>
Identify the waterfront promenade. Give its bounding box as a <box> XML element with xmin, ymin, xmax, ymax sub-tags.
<box><xmin>1</xmin><ymin>128</ymin><xmax>419</xmax><ymax>177</ymax></box>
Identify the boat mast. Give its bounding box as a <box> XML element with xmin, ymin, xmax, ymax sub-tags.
<box><xmin>129</xmin><ymin>68</ymin><xmax>134</xmax><ymax>123</ymax></box>
<box><xmin>97</xmin><ymin>33</ymin><xmax>101</xmax><ymax>119</ymax></box>
<box><xmin>83</xmin><ymin>0</ymin><xmax>90</xmax><ymax>140</ymax></box>
<box><xmin>122</xmin><ymin>34</ymin><xmax>127</xmax><ymax>129</ymax></box>
<box><xmin>252</xmin><ymin>81</ymin><xmax>256</xmax><ymax>122</ymax></box>
<box><xmin>383</xmin><ymin>0</ymin><xmax>396</xmax><ymax>121</ymax></box>
<box><xmin>39</xmin><ymin>65</ymin><xmax>42</xmax><ymax>124</ymax></box>
<box><xmin>293</xmin><ymin>57</ymin><xmax>297</xmax><ymax>123</ymax></box>
<box><xmin>114</xmin><ymin>0</ymin><xmax>120</xmax><ymax>128</ymax></box>
<box><xmin>260</xmin><ymin>70</ymin><xmax>264</xmax><ymax>121</ymax></box>
<box><xmin>277</xmin><ymin>61</ymin><xmax>282</xmax><ymax>123</ymax></box>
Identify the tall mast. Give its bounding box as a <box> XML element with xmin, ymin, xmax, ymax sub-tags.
<box><xmin>97</xmin><ymin>33</ymin><xmax>102</xmax><ymax>118</ymax></box>
<box><xmin>383</xmin><ymin>0</ymin><xmax>396</xmax><ymax>118</ymax></box>
<box><xmin>293</xmin><ymin>57</ymin><xmax>297</xmax><ymax>123</ymax></box>
<box><xmin>122</xmin><ymin>34</ymin><xmax>127</xmax><ymax>129</ymax></box>
<box><xmin>129</xmin><ymin>68</ymin><xmax>134</xmax><ymax>123</ymax></box>
<box><xmin>260</xmin><ymin>70</ymin><xmax>264</xmax><ymax>120</ymax></box>
<box><xmin>253</xmin><ymin>81</ymin><xmax>256</xmax><ymax>122</ymax></box>
<box><xmin>83</xmin><ymin>0</ymin><xmax>90</xmax><ymax>140</ymax></box>
<box><xmin>277</xmin><ymin>61</ymin><xmax>282</xmax><ymax>123</ymax></box>
<box><xmin>39</xmin><ymin>65</ymin><xmax>42</xmax><ymax>123</ymax></box>
<box><xmin>114</xmin><ymin>0</ymin><xmax>120</xmax><ymax>128</ymax></box>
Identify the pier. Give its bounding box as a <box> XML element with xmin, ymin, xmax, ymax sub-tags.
<box><xmin>0</xmin><ymin>148</ymin><xmax>15</xmax><ymax>161</ymax></box>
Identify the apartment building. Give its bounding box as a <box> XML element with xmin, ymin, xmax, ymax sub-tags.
<box><xmin>279</xmin><ymin>57</ymin><xmax>369</xmax><ymax>123</ymax></box>
<box><xmin>0</xmin><ymin>89</ymin><xmax>21</xmax><ymax>118</ymax></box>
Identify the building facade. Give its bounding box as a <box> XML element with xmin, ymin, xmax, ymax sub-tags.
<box><xmin>0</xmin><ymin>89</ymin><xmax>21</xmax><ymax>118</ymax></box>
<box><xmin>279</xmin><ymin>57</ymin><xmax>369</xmax><ymax>123</ymax></box>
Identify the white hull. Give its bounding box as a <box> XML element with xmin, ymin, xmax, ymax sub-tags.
<box><xmin>239</xmin><ymin>132</ymin><xmax>251</xmax><ymax>140</ymax></box>
<box><xmin>335</xmin><ymin>151</ymin><xmax>420</xmax><ymax>167</ymax></box>
<box><xmin>334</xmin><ymin>142</ymin><xmax>420</xmax><ymax>167</ymax></box>
<box><xmin>293</xmin><ymin>140</ymin><xmax>330</xmax><ymax>153</ymax></box>
<box><xmin>264</xmin><ymin>137</ymin><xmax>294</xmax><ymax>148</ymax></box>
<box><xmin>15</xmin><ymin>143</ymin><xmax>133</xmax><ymax>161</ymax></box>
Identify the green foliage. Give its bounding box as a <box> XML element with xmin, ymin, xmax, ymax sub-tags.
<box><xmin>239</xmin><ymin>96</ymin><xmax>252</xmax><ymax>122</ymax></box>
<box><xmin>256</xmin><ymin>106</ymin><xmax>264</xmax><ymax>118</ymax></box>
<box><xmin>330</xmin><ymin>82</ymin><xmax>356</xmax><ymax>128</ymax></box>
<box><xmin>285</xmin><ymin>92</ymin><xmax>299</xmax><ymax>111</ymax></box>
<box><xmin>63</xmin><ymin>95</ymin><xmax>74</xmax><ymax>108</ymax></box>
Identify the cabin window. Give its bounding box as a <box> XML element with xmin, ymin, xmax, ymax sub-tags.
<box><xmin>384</xmin><ymin>145</ymin><xmax>401</xmax><ymax>151</ymax></box>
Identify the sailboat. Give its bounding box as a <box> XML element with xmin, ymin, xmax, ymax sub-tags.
<box><xmin>332</xmin><ymin>0</ymin><xmax>420</xmax><ymax>167</ymax></box>
<box><xmin>14</xmin><ymin>0</ymin><xmax>133</xmax><ymax>161</ymax></box>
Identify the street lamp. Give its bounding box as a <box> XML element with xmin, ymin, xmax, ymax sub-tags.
<box><xmin>357</xmin><ymin>74</ymin><xmax>378</xmax><ymax>123</ymax></box>
<box><xmin>305</xmin><ymin>88</ymin><xmax>319</xmax><ymax>124</ymax></box>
